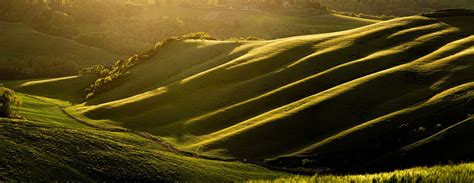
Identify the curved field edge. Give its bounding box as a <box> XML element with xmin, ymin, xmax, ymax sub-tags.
<box><xmin>4</xmin><ymin>75</ymin><xmax>97</xmax><ymax>104</ymax></box>
<box><xmin>267</xmin><ymin>82</ymin><xmax>473</xmax><ymax>172</ymax></box>
<box><xmin>0</xmin><ymin>94</ymin><xmax>287</xmax><ymax>182</ymax></box>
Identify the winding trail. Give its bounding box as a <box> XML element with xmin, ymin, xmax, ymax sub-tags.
<box><xmin>24</xmin><ymin>94</ymin><xmax>323</xmax><ymax>175</ymax></box>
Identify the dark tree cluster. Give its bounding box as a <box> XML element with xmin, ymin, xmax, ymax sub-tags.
<box><xmin>0</xmin><ymin>56</ymin><xmax>80</xmax><ymax>80</ymax></box>
<box><xmin>84</xmin><ymin>38</ymin><xmax>176</xmax><ymax>100</ymax></box>
<box><xmin>0</xmin><ymin>0</ymin><xmax>78</xmax><ymax>38</ymax></box>
<box><xmin>318</xmin><ymin>0</ymin><xmax>473</xmax><ymax>19</ymax></box>
<box><xmin>181</xmin><ymin>32</ymin><xmax>217</xmax><ymax>40</ymax></box>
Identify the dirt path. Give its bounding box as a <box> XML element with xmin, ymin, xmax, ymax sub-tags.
<box><xmin>24</xmin><ymin>95</ymin><xmax>236</xmax><ymax>160</ymax></box>
<box><xmin>24</xmin><ymin>94</ymin><xmax>322</xmax><ymax>175</ymax></box>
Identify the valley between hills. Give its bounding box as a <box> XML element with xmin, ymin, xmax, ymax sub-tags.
<box><xmin>1</xmin><ymin>10</ymin><xmax>473</xmax><ymax>182</ymax></box>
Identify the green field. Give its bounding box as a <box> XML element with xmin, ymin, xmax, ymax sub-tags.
<box><xmin>0</xmin><ymin>94</ymin><xmax>287</xmax><ymax>181</ymax></box>
<box><xmin>139</xmin><ymin>7</ymin><xmax>377</xmax><ymax>39</ymax></box>
<box><xmin>76</xmin><ymin>6</ymin><xmax>375</xmax><ymax>54</ymax></box>
<box><xmin>251</xmin><ymin>163</ymin><xmax>474</xmax><ymax>183</ymax></box>
<box><xmin>0</xmin><ymin>21</ymin><xmax>121</xmax><ymax>65</ymax></box>
<box><xmin>1</xmin><ymin>93</ymin><xmax>472</xmax><ymax>181</ymax></box>
<box><xmin>2</xmin><ymin>10</ymin><xmax>473</xmax><ymax>181</ymax></box>
<box><xmin>4</xmin><ymin>75</ymin><xmax>96</xmax><ymax>104</ymax></box>
<box><xmin>62</xmin><ymin>14</ymin><xmax>473</xmax><ymax>171</ymax></box>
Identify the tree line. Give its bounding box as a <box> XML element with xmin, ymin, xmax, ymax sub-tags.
<box><xmin>0</xmin><ymin>56</ymin><xmax>80</xmax><ymax>81</ymax></box>
<box><xmin>82</xmin><ymin>33</ymin><xmax>242</xmax><ymax>100</ymax></box>
<box><xmin>0</xmin><ymin>0</ymin><xmax>78</xmax><ymax>38</ymax></box>
<box><xmin>82</xmin><ymin>38</ymin><xmax>176</xmax><ymax>99</ymax></box>
<box><xmin>318</xmin><ymin>0</ymin><xmax>472</xmax><ymax>18</ymax></box>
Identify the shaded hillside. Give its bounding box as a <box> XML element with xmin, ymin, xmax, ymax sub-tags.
<box><xmin>24</xmin><ymin>13</ymin><xmax>474</xmax><ymax>172</ymax></box>
<box><xmin>320</xmin><ymin>0</ymin><xmax>474</xmax><ymax>17</ymax></box>
<box><xmin>0</xmin><ymin>21</ymin><xmax>120</xmax><ymax>65</ymax></box>
<box><xmin>4</xmin><ymin>75</ymin><xmax>96</xmax><ymax>104</ymax></box>
<box><xmin>73</xmin><ymin>5</ymin><xmax>374</xmax><ymax>54</ymax></box>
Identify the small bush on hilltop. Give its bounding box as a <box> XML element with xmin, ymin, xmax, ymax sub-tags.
<box><xmin>226</xmin><ymin>36</ymin><xmax>264</xmax><ymax>42</ymax></box>
<box><xmin>332</xmin><ymin>10</ymin><xmax>396</xmax><ymax>20</ymax></box>
<box><xmin>181</xmin><ymin>32</ymin><xmax>217</xmax><ymax>40</ymax></box>
<box><xmin>79</xmin><ymin>65</ymin><xmax>110</xmax><ymax>77</ymax></box>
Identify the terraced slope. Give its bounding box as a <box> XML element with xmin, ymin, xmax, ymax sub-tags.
<box><xmin>52</xmin><ymin>13</ymin><xmax>473</xmax><ymax>171</ymax></box>
<box><xmin>0</xmin><ymin>21</ymin><xmax>121</xmax><ymax>65</ymax></box>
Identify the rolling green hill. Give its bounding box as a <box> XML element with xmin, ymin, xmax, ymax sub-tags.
<box><xmin>4</xmin><ymin>75</ymin><xmax>96</xmax><ymax>104</ymax></box>
<box><xmin>74</xmin><ymin>6</ymin><xmax>375</xmax><ymax>55</ymax></box>
<box><xmin>0</xmin><ymin>94</ymin><xmax>286</xmax><ymax>181</ymax></box>
<box><xmin>0</xmin><ymin>94</ymin><xmax>470</xmax><ymax>181</ymax></box>
<box><xmin>140</xmin><ymin>7</ymin><xmax>377</xmax><ymax>39</ymax></box>
<box><xmin>9</xmin><ymin>11</ymin><xmax>474</xmax><ymax>173</ymax></box>
<box><xmin>0</xmin><ymin>21</ymin><xmax>121</xmax><ymax>65</ymax></box>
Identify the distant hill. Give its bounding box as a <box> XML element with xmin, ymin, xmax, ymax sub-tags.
<box><xmin>0</xmin><ymin>21</ymin><xmax>122</xmax><ymax>80</ymax></box>
<box><xmin>0</xmin><ymin>21</ymin><xmax>121</xmax><ymax>65</ymax></box>
<box><xmin>320</xmin><ymin>0</ymin><xmax>474</xmax><ymax>17</ymax></box>
<box><xmin>436</xmin><ymin>0</ymin><xmax>474</xmax><ymax>9</ymax></box>
<box><xmin>13</xmin><ymin>13</ymin><xmax>474</xmax><ymax>173</ymax></box>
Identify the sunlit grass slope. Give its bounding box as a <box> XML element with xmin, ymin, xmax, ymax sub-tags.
<box><xmin>139</xmin><ymin>7</ymin><xmax>375</xmax><ymax>39</ymax></box>
<box><xmin>0</xmin><ymin>95</ymin><xmax>285</xmax><ymax>181</ymax></box>
<box><xmin>4</xmin><ymin>75</ymin><xmax>96</xmax><ymax>104</ymax></box>
<box><xmin>14</xmin><ymin>94</ymin><xmax>87</xmax><ymax>128</ymax></box>
<box><xmin>250</xmin><ymin>163</ymin><xmax>474</xmax><ymax>183</ymax></box>
<box><xmin>0</xmin><ymin>21</ymin><xmax>121</xmax><ymax>65</ymax></box>
<box><xmin>70</xmin><ymin>13</ymin><xmax>473</xmax><ymax>171</ymax></box>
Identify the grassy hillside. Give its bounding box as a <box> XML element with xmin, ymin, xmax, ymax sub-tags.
<box><xmin>250</xmin><ymin>163</ymin><xmax>474</xmax><ymax>183</ymax></box>
<box><xmin>0</xmin><ymin>21</ymin><xmax>121</xmax><ymax>65</ymax></box>
<box><xmin>6</xmin><ymin>10</ymin><xmax>471</xmax><ymax>175</ymax></box>
<box><xmin>62</xmin><ymin>12</ymin><xmax>474</xmax><ymax>172</ymax></box>
<box><xmin>432</xmin><ymin>0</ymin><xmax>474</xmax><ymax>9</ymax></box>
<box><xmin>0</xmin><ymin>95</ymin><xmax>470</xmax><ymax>181</ymax></box>
<box><xmin>76</xmin><ymin>6</ymin><xmax>375</xmax><ymax>54</ymax></box>
<box><xmin>0</xmin><ymin>94</ymin><xmax>286</xmax><ymax>181</ymax></box>
<box><xmin>141</xmin><ymin>7</ymin><xmax>377</xmax><ymax>39</ymax></box>
<box><xmin>320</xmin><ymin>0</ymin><xmax>474</xmax><ymax>18</ymax></box>
<box><xmin>4</xmin><ymin>75</ymin><xmax>96</xmax><ymax>104</ymax></box>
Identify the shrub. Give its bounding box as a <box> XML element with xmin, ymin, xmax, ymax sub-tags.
<box><xmin>181</xmin><ymin>32</ymin><xmax>217</xmax><ymax>40</ymax></box>
<box><xmin>332</xmin><ymin>10</ymin><xmax>396</xmax><ymax>20</ymax></box>
<box><xmin>0</xmin><ymin>86</ymin><xmax>21</xmax><ymax>118</ymax></box>
<box><xmin>245</xmin><ymin>36</ymin><xmax>263</xmax><ymax>41</ymax></box>
<box><xmin>84</xmin><ymin>38</ymin><xmax>177</xmax><ymax>100</ymax></box>
<box><xmin>79</xmin><ymin>65</ymin><xmax>110</xmax><ymax>77</ymax></box>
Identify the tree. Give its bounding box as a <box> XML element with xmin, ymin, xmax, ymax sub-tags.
<box><xmin>0</xmin><ymin>85</ymin><xmax>21</xmax><ymax>118</ymax></box>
